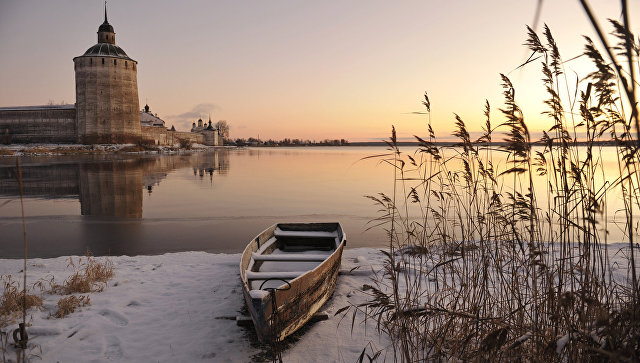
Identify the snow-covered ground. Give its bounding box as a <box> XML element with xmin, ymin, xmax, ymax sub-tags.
<box><xmin>0</xmin><ymin>248</ymin><xmax>387</xmax><ymax>362</ymax></box>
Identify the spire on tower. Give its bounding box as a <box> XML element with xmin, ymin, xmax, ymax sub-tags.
<box><xmin>98</xmin><ymin>1</ymin><xmax>115</xmax><ymax>43</ymax></box>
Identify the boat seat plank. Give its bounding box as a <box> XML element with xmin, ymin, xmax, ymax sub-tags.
<box><xmin>255</xmin><ymin>237</ymin><xmax>277</xmax><ymax>254</ymax></box>
<box><xmin>251</xmin><ymin>252</ymin><xmax>328</xmax><ymax>262</ymax></box>
<box><xmin>274</xmin><ymin>228</ymin><xmax>338</xmax><ymax>238</ymax></box>
<box><xmin>246</xmin><ymin>271</ymin><xmax>307</xmax><ymax>281</ymax></box>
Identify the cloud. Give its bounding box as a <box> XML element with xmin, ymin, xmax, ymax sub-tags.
<box><xmin>165</xmin><ymin>103</ymin><xmax>219</xmax><ymax>131</ymax></box>
<box><xmin>167</xmin><ymin>103</ymin><xmax>218</xmax><ymax>123</ymax></box>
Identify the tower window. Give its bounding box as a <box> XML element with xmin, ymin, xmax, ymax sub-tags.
<box><xmin>114</xmin><ymin>59</ymin><xmax>117</xmax><ymax>65</ymax></box>
<box><xmin>125</xmin><ymin>61</ymin><xmax>127</xmax><ymax>68</ymax></box>
<box><xmin>90</xmin><ymin>58</ymin><xmax>93</xmax><ymax>65</ymax></box>
<box><xmin>102</xmin><ymin>58</ymin><xmax>105</xmax><ymax>65</ymax></box>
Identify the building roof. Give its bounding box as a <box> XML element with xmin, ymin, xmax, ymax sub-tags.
<box><xmin>140</xmin><ymin>105</ymin><xmax>166</xmax><ymax>127</ymax></box>
<box><xmin>80</xmin><ymin>43</ymin><xmax>133</xmax><ymax>60</ymax></box>
<box><xmin>0</xmin><ymin>104</ymin><xmax>75</xmax><ymax>111</ymax></box>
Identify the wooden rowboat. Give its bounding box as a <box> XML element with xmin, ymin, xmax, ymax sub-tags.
<box><xmin>239</xmin><ymin>222</ymin><xmax>346</xmax><ymax>343</ymax></box>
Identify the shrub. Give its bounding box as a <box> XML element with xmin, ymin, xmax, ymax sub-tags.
<box><xmin>178</xmin><ymin>138</ymin><xmax>192</xmax><ymax>150</ymax></box>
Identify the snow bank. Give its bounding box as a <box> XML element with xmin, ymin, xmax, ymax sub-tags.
<box><xmin>0</xmin><ymin>248</ymin><xmax>386</xmax><ymax>362</ymax></box>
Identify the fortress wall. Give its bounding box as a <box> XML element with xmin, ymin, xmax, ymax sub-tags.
<box><xmin>173</xmin><ymin>131</ymin><xmax>204</xmax><ymax>145</ymax></box>
<box><xmin>75</xmin><ymin>56</ymin><xmax>140</xmax><ymax>143</ymax></box>
<box><xmin>0</xmin><ymin>107</ymin><xmax>77</xmax><ymax>144</ymax></box>
<box><xmin>141</xmin><ymin>125</ymin><xmax>170</xmax><ymax>145</ymax></box>
<box><xmin>202</xmin><ymin>130</ymin><xmax>219</xmax><ymax>146</ymax></box>
<box><xmin>141</xmin><ymin>126</ymin><xmax>204</xmax><ymax>146</ymax></box>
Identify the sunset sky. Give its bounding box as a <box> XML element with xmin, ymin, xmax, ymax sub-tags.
<box><xmin>0</xmin><ymin>1</ymin><xmax>636</xmax><ymax>141</ymax></box>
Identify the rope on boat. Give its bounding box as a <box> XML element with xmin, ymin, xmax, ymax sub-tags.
<box><xmin>259</xmin><ymin>279</ymin><xmax>291</xmax><ymax>363</ymax></box>
<box><xmin>13</xmin><ymin>158</ymin><xmax>29</xmax><ymax>349</ymax></box>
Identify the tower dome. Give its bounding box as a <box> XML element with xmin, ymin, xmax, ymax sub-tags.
<box><xmin>97</xmin><ymin>4</ymin><xmax>116</xmax><ymax>44</ymax></box>
<box><xmin>98</xmin><ymin>21</ymin><xmax>114</xmax><ymax>33</ymax></box>
<box><xmin>98</xmin><ymin>18</ymin><xmax>114</xmax><ymax>34</ymax></box>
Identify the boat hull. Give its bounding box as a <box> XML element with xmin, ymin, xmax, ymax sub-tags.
<box><xmin>240</xmin><ymin>222</ymin><xmax>345</xmax><ymax>342</ymax></box>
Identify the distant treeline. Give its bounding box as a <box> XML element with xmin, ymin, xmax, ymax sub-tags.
<box><xmin>231</xmin><ymin>137</ymin><xmax>349</xmax><ymax>147</ymax></box>
<box><xmin>228</xmin><ymin>138</ymin><xmax>628</xmax><ymax>147</ymax></box>
<box><xmin>332</xmin><ymin>140</ymin><xmax>630</xmax><ymax>147</ymax></box>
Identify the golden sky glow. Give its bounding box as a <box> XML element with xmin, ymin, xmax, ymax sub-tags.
<box><xmin>0</xmin><ymin>1</ymin><xmax>636</xmax><ymax>141</ymax></box>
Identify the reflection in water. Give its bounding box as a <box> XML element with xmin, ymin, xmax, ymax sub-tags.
<box><xmin>0</xmin><ymin>147</ymin><xmax>388</xmax><ymax>258</ymax></box>
<box><xmin>0</xmin><ymin>159</ymin><xmax>80</xmax><ymax>198</ymax></box>
<box><xmin>0</xmin><ymin>150</ymin><xmax>232</xmax><ymax>258</ymax></box>
<box><xmin>1</xmin><ymin>146</ymin><xmax>632</xmax><ymax>260</ymax></box>
<box><xmin>0</xmin><ymin>150</ymin><xmax>231</xmax><ymax>219</ymax></box>
<box><xmin>79</xmin><ymin>160</ymin><xmax>144</xmax><ymax>218</ymax></box>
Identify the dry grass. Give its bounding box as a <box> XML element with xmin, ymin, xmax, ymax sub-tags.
<box><xmin>19</xmin><ymin>147</ymin><xmax>104</xmax><ymax>156</ymax></box>
<box><xmin>353</xmin><ymin>12</ymin><xmax>640</xmax><ymax>362</ymax></box>
<box><xmin>118</xmin><ymin>141</ymin><xmax>160</xmax><ymax>153</ymax></box>
<box><xmin>54</xmin><ymin>295</ymin><xmax>90</xmax><ymax>319</ymax></box>
<box><xmin>0</xmin><ymin>275</ymin><xmax>43</xmax><ymax>328</ymax></box>
<box><xmin>0</xmin><ymin>149</ymin><xmax>14</xmax><ymax>156</ymax></box>
<box><xmin>117</xmin><ymin>145</ymin><xmax>146</xmax><ymax>153</ymax></box>
<box><xmin>1</xmin><ymin>253</ymin><xmax>113</xmax><ymax>327</ymax></box>
<box><xmin>51</xmin><ymin>254</ymin><xmax>114</xmax><ymax>295</ymax></box>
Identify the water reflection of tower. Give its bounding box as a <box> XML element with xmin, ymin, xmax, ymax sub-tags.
<box><xmin>78</xmin><ymin>159</ymin><xmax>144</xmax><ymax>218</ymax></box>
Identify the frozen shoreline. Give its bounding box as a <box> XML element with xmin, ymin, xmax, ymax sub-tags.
<box><xmin>0</xmin><ymin>143</ymin><xmax>219</xmax><ymax>157</ymax></box>
<box><xmin>0</xmin><ymin>248</ymin><xmax>386</xmax><ymax>362</ymax></box>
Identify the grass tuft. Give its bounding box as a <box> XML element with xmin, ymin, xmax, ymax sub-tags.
<box><xmin>0</xmin><ymin>275</ymin><xmax>43</xmax><ymax>328</ymax></box>
<box><xmin>54</xmin><ymin>295</ymin><xmax>90</xmax><ymax>319</ymax></box>
<box><xmin>51</xmin><ymin>253</ymin><xmax>114</xmax><ymax>295</ymax></box>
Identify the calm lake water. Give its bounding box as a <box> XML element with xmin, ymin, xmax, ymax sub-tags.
<box><xmin>0</xmin><ymin>145</ymin><xmax>631</xmax><ymax>259</ymax></box>
<box><xmin>0</xmin><ymin>147</ymin><xmax>393</xmax><ymax>258</ymax></box>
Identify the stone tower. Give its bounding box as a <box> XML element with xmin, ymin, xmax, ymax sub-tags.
<box><xmin>73</xmin><ymin>6</ymin><xmax>141</xmax><ymax>143</ymax></box>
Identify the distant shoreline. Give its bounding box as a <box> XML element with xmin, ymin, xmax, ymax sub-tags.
<box><xmin>0</xmin><ymin>140</ymin><xmax>628</xmax><ymax>157</ymax></box>
<box><xmin>0</xmin><ymin>143</ymin><xmax>223</xmax><ymax>157</ymax></box>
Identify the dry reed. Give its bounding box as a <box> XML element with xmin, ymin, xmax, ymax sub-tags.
<box><xmin>351</xmin><ymin>8</ymin><xmax>640</xmax><ymax>362</ymax></box>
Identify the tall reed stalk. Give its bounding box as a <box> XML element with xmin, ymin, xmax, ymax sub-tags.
<box><xmin>357</xmin><ymin>8</ymin><xmax>640</xmax><ymax>361</ymax></box>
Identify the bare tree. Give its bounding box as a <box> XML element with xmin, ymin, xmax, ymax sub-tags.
<box><xmin>215</xmin><ymin>120</ymin><xmax>230</xmax><ymax>138</ymax></box>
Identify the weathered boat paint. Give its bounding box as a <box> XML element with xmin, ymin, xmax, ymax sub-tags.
<box><xmin>239</xmin><ymin>222</ymin><xmax>345</xmax><ymax>342</ymax></box>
